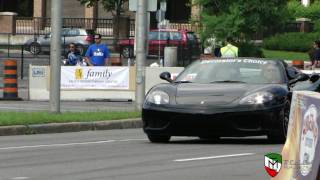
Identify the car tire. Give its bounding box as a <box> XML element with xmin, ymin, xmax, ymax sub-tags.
<box><xmin>76</xmin><ymin>44</ymin><xmax>84</xmax><ymax>55</ymax></box>
<box><xmin>268</xmin><ymin>101</ymin><xmax>290</xmax><ymax>143</ymax></box>
<box><xmin>147</xmin><ymin>134</ymin><xmax>170</xmax><ymax>143</ymax></box>
<box><xmin>121</xmin><ymin>46</ymin><xmax>133</xmax><ymax>58</ymax></box>
<box><xmin>29</xmin><ymin>42</ymin><xmax>41</xmax><ymax>55</ymax></box>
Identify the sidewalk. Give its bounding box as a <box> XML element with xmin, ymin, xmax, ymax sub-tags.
<box><xmin>0</xmin><ymin>118</ymin><xmax>142</xmax><ymax>136</ymax></box>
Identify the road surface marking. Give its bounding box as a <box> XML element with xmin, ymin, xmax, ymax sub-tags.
<box><xmin>0</xmin><ymin>106</ymin><xmax>47</xmax><ymax>111</ymax></box>
<box><xmin>173</xmin><ymin>153</ymin><xmax>255</xmax><ymax>162</ymax></box>
<box><xmin>0</xmin><ymin>139</ymin><xmax>146</xmax><ymax>151</ymax></box>
<box><xmin>11</xmin><ymin>177</ymin><xmax>30</xmax><ymax>180</ymax></box>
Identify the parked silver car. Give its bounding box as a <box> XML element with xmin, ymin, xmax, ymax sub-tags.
<box><xmin>24</xmin><ymin>28</ymin><xmax>94</xmax><ymax>55</ymax></box>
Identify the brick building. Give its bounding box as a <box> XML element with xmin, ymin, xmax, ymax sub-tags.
<box><xmin>0</xmin><ymin>0</ymin><xmax>201</xmax><ymax>37</ymax></box>
<box><xmin>0</xmin><ymin>0</ymin><xmax>200</xmax><ymax>22</ymax></box>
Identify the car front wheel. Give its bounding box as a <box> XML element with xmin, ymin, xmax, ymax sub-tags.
<box><xmin>29</xmin><ymin>42</ymin><xmax>41</xmax><ymax>55</ymax></box>
<box><xmin>268</xmin><ymin>101</ymin><xmax>290</xmax><ymax>143</ymax></box>
<box><xmin>147</xmin><ymin>134</ymin><xmax>170</xmax><ymax>143</ymax></box>
<box><xmin>121</xmin><ymin>46</ymin><xmax>133</xmax><ymax>58</ymax></box>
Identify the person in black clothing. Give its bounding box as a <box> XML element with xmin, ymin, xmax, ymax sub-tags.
<box><xmin>312</xmin><ymin>40</ymin><xmax>320</xmax><ymax>69</ymax></box>
<box><xmin>64</xmin><ymin>43</ymin><xmax>82</xmax><ymax>65</ymax></box>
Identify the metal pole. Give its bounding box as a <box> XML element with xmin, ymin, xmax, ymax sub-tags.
<box><xmin>21</xmin><ymin>45</ymin><xmax>24</xmax><ymax>79</ymax></box>
<box><xmin>49</xmin><ymin>0</ymin><xmax>62</xmax><ymax>113</ymax></box>
<box><xmin>135</xmin><ymin>0</ymin><xmax>148</xmax><ymax>111</ymax></box>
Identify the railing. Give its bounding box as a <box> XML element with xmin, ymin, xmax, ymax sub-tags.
<box><xmin>16</xmin><ymin>17</ymin><xmax>114</xmax><ymax>36</ymax></box>
<box><xmin>16</xmin><ymin>17</ymin><xmax>201</xmax><ymax>38</ymax></box>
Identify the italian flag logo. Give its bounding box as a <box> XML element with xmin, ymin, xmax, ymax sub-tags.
<box><xmin>264</xmin><ymin>153</ymin><xmax>282</xmax><ymax>177</ymax></box>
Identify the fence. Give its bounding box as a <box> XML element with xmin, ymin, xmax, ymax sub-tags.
<box><xmin>0</xmin><ymin>34</ymin><xmax>202</xmax><ymax>79</ymax></box>
<box><xmin>16</xmin><ymin>17</ymin><xmax>116</xmax><ymax>37</ymax></box>
<box><xmin>15</xmin><ymin>17</ymin><xmax>200</xmax><ymax>37</ymax></box>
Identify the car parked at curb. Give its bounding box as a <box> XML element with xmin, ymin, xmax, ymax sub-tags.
<box><xmin>142</xmin><ymin>58</ymin><xmax>320</xmax><ymax>143</ymax></box>
<box><xmin>24</xmin><ymin>28</ymin><xmax>95</xmax><ymax>55</ymax></box>
<box><xmin>118</xmin><ymin>29</ymin><xmax>201</xmax><ymax>58</ymax></box>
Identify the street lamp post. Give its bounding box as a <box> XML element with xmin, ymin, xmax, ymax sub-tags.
<box><xmin>49</xmin><ymin>0</ymin><xmax>62</xmax><ymax>113</ymax></box>
<box><xmin>135</xmin><ymin>0</ymin><xmax>148</xmax><ymax>111</ymax></box>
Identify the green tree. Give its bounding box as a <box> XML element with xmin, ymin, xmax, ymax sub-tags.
<box><xmin>77</xmin><ymin>0</ymin><xmax>128</xmax><ymax>42</ymax></box>
<box><xmin>195</xmin><ymin>0</ymin><xmax>289</xmax><ymax>42</ymax></box>
<box><xmin>78</xmin><ymin>0</ymin><xmax>127</xmax><ymax>17</ymax></box>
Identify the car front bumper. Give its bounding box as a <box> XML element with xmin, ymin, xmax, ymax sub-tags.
<box><xmin>142</xmin><ymin>104</ymin><xmax>284</xmax><ymax>137</ymax></box>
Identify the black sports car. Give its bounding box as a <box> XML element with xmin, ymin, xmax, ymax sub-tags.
<box><xmin>142</xmin><ymin>58</ymin><xmax>320</xmax><ymax>143</ymax></box>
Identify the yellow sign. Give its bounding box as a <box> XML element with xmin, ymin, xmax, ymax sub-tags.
<box><xmin>75</xmin><ymin>68</ymin><xmax>83</xmax><ymax>80</ymax></box>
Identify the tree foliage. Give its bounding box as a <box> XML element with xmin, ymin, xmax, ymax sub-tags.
<box><xmin>288</xmin><ymin>0</ymin><xmax>320</xmax><ymax>20</ymax></box>
<box><xmin>77</xmin><ymin>0</ymin><xmax>127</xmax><ymax>16</ymax></box>
<box><xmin>195</xmin><ymin>0</ymin><xmax>289</xmax><ymax>42</ymax></box>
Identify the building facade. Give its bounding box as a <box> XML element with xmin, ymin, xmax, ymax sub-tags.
<box><xmin>1</xmin><ymin>0</ymin><xmax>200</xmax><ymax>22</ymax></box>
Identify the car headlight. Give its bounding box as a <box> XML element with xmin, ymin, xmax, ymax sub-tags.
<box><xmin>146</xmin><ymin>91</ymin><xmax>170</xmax><ymax>105</ymax></box>
<box><xmin>239</xmin><ymin>92</ymin><xmax>274</xmax><ymax>105</ymax></box>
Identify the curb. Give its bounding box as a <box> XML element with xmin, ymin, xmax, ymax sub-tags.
<box><xmin>0</xmin><ymin>118</ymin><xmax>142</xmax><ymax>136</ymax></box>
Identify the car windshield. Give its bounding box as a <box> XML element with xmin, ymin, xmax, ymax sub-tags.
<box><xmin>175</xmin><ymin>59</ymin><xmax>286</xmax><ymax>84</ymax></box>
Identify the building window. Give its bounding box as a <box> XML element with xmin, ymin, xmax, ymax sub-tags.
<box><xmin>0</xmin><ymin>0</ymin><xmax>34</xmax><ymax>17</ymax></box>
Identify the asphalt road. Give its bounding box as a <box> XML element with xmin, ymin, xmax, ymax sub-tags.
<box><xmin>0</xmin><ymin>129</ymin><xmax>282</xmax><ymax>180</ymax></box>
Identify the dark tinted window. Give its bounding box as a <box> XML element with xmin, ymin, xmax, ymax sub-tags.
<box><xmin>187</xmin><ymin>32</ymin><xmax>196</xmax><ymax>42</ymax></box>
<box><xmin>149</xmin><ymin>31</ymin><xmax>169</xmax><ymax>40</ymax></box>
<box><xmin>86</xmin><ymin>29</ymin><xmax>95</xmax><ymax>35</ymax></box>
<box><xmin>169</xmin><ymin>32</ymin><xmax>182</xmax><ymax>40</ymax></box>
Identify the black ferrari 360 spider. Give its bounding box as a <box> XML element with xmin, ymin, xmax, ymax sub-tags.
<box><xmin>142</xmin><ymin>58</ymin><xmax>320</xmax><ymax>143</ymax></box>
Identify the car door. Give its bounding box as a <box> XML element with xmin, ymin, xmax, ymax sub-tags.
<box><xmin>186</xmin><ymin>32</ymin><xmax>201</xmax><ymax>58</ymax></box>
<box><xmin>39</xmin><ymin>33</ymin><xmax>52</xmax><ymax>52</ymax></box>
<box><xmin>148</xmin><ymin>31</ymin><xmax>169</xmax><ymax>57</ymax></box>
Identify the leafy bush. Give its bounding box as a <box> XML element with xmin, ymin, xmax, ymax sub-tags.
<box><xmin>236</xmin><ymin>42</ymin><xmax>264</xmax><ymax>58</ymax></box>
<box><xmin>288</xmin><ymin>1</ymin><xmax>320</xmax><ymax>20</ymax></box>
<box><xmin>263</xmin><ymin>32</ymin><xmax>320</xmax><ymax>52</ymax></box>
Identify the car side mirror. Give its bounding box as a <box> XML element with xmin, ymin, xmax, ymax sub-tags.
<box><xmin>310</xmin><ymin>74</ymin><xmax>320</xmax><ymax>83</ymax></box>
<box><xmin>160</xmin><ymin>72</ymin><xmax>172</xmax><ymax>83</ymax></box>
<box><xmin>287</xmin><ymin>66</ymin><xmax>299</xmax><ymax>79</ymax></box>
<box><xmin>289</xmin><ymin>73</ymin><xmax>309</xmax><ymax>85</ymax></box>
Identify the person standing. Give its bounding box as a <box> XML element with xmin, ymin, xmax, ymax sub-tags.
<box><xmin>64</xmin><ymin>43</ymin><xmax>82</xmax><ymax>65</ymax></box>
<box><xmin>220</xmin><ymin>37</ymin><xmax>238</xmax><ymax>58</ymax></box>
<box><xmin>311</xmin><ymin>40</ymin><xmax>320</xmax><ymax>69</ymax></box>
<box><xmin>85</xmin><ymin>34</ymin><xmax>110</xmax><ymax>66</ymax></box>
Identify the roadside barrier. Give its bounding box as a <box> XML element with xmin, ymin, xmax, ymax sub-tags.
<box><xmin>273</xmin><ymin>91</ymin><xmax>320</xmax><ymax>180</ymax></box>
<box><xmin>292</xmin><ymin>60</ymin><xmax>304</xmax><ymax>69</ymax></box>
<box><xmin>0</xmin><ymin>59</ymin><xmax>22</xmax><ymax>100</ymax></box>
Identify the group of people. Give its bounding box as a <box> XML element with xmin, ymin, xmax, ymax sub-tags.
<box><xmin>64</xmin><ymin>34</ymin><xmax>110</xmax><ymax>66</ymax></box>
<box><xmin>211</xmin><ymin>37</ymin><xmax>238</xmax><ymax>58</ymax></box>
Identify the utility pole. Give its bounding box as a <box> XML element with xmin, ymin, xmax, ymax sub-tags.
<box><xmin>49</xmin><ymin>0</ymin><xmax>62</xmax><ymax>113</ymax></box>
<box><xmin>135</xmin><ymin>0</ymin><xmax>148</xmax><ymax>111</ymax></box>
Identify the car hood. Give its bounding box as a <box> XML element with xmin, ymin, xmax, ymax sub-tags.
<box><xmin>175</xmin><ymin>83</ymin><xmax>283</xmax><ymax>106</ymax></box>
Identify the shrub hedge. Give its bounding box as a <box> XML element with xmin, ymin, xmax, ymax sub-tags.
<box><xmin>236</xmin><ymin>42</ymin><xmax>264</xmax><ymax>58</ymax></box>
<box><xmin>263</xmin><ymin>32</ymin><xmax>319</xmax><ymax>52</ymax></box>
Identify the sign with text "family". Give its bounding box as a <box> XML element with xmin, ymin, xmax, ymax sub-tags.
<box><xmin>61</xmin><ymin>66</ymin><xmax>129</xmax><ymax>90</ymax></box>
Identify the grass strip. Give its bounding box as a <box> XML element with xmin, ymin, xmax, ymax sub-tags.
<box><xmin>263</xmin><ymin>49</ymin><xmax>309</xmax><ymax>61</ymax></box>
<box><xmin>0</xmin><ymin>111</ymin><xmax>141</xmax><ymax>126</ymax></box>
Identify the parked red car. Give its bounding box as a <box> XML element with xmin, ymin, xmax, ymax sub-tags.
<box><xmin>118</xmin><ymin>29</ymin><xmax>201</xmax><ymax>58</ymax></box>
